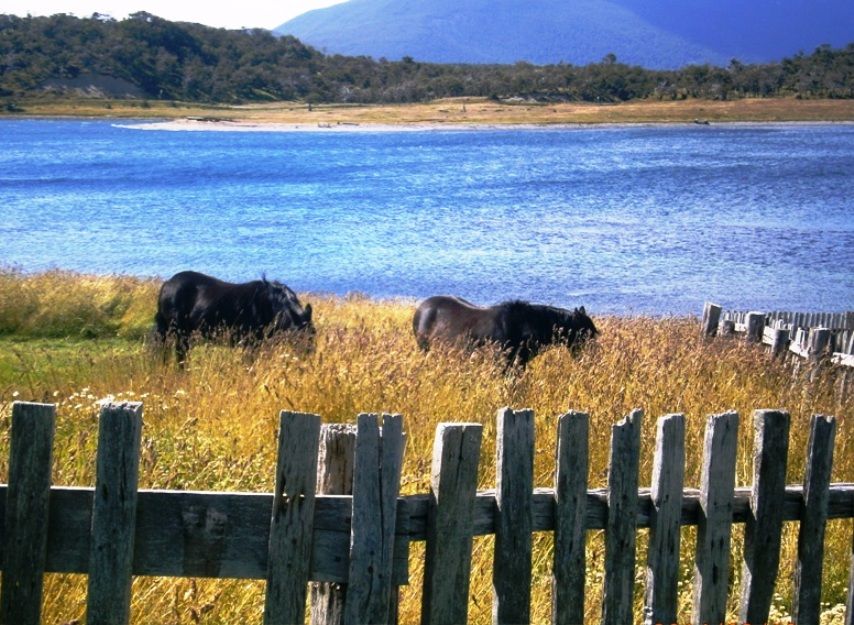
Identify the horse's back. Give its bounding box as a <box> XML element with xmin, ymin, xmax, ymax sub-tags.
<box><xmin>413</xmin><ymin>295</ymin><xmax>492</xmax><ymax>348</ymax></box>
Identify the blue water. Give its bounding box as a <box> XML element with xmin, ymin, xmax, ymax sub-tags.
<box><xmin>1</xmin><ymin>119</ymin><xmax>852</xmax><ymax>315</ymax></box>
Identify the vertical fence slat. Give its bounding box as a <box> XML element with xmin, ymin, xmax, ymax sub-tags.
<box><xmin>643</xmin><ymin>413</ymin><xmax>685</xmax><ymax>625</ymax></box>
<box><xmin>847</xmin><ymin>528</ymin><xmax>854</xmax><ymax>625</ymax></box>
<box><xmin>0</xmin><ymin>402</ymin><xmax>56</xmax><ymax>625</ymax></box>
<box><xmin>552</xmin><ymin>411</ymin><xmax>589</xmax><ymax>625</ymax></box>
<box><xmin>602</xmin><ymin>409</ymin><xmax>642</xmax><ymax>625</ymax></box>
<box><xmin>492</xmin><ymin>407</ymin><xmax>534</xmax><ymax>625</ymax></box>
<box><xmin>343</xmin><ymin>414</ymin><xmax>405</xmax><ymax>625</ymax></box>
<box><xmin>746</xmin><ymin>311</ymin><xmax>765</xmax><ymax>343</ymax></box>
<box><xmin>794</xmin><ymin>415</ymin><xmax>837</xmax><ymax>625</ymax></box>
<box><xmin>86</xmin><ymin>401</ymin><xmax>143</xmax><ymax>625</ymax></box>
<box><xmin>311</xmin><ymin>424</ymin><xmax>357</xmax><ymax>625</ymax></box>
<box><xmin>738</xmin><ymin>410</ymin><xmax>791</xmax><ymax>624</ymax></box>
<box><xmin>692</xmin><ymin>411</ymin><xmax>739</xmax><ymax>625</ymax></box>
<box><xmin>702</xmin><ymin>302</ymin><xmax>722</xmax><ymax>337</ymax></box>
<box><xmin>421</xmin><ymin>423</ymin><xmax>483</xmax><ymax>625</ymax></box>
<box><xmin>264</xmin><ymin>411</ymin><xmax>322</xmax><ymax>625</ymax></box>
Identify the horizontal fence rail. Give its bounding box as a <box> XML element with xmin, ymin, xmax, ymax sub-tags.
<box><xmin>1</xmin><ymin>400</ymin><xmax>853</xmax><ymax>625</ymax></box>
<box><xmin>702</xmin><ymin>302</ymin><xmax>854</xmax><ymax>368</ymax></box>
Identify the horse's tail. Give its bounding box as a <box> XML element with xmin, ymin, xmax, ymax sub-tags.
<box><xmin>412</xmin><ymin>303</ymin><xmax>433</xmax><ymax>351</ymax></box>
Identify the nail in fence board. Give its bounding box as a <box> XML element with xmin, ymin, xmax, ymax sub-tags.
<box><xmin>421</xmin><ymin>423</ymin><xmax>483</xmax><ymax>625</ymax></box>
<box><xmin>692</xmin><ymin>411</ymin><xmax>739</xmax><ymax>625</ymax></box>
<box><xmin>643</xmin><ymin>414</ymin><xmax>685</xmax><ymax>625</ymax></box>
<box><xmin>794</xmin><ymin>415</ymin><xmax>837</xmax><ymax>625</ymax></box>
<box><xmin>602</xmin><ymin>409</ymin><xmax>642</xmax><ymax>625</ymax></box>
<box><xmin>86</xmin><ymin>402</ymin><xmax>143</xmax><ymax>625</ymax></box>
<box><xmin>343</xmin><ymin>414</ymin><xmax>405</xmax><ymax>625</ymax></box>
<box><xmin>264</xmin><ymin>411</ymin><xmax>322</xmax><ymax>625</ymax></box>
<box><xmin>492</xmin><ymin>407</ymin><xmax>535</xmax><ymax>625</ymax></box>
<box><xmin>738</xmin><ymin>410</ymin><xmax>791</xmax><ymax>625</ymax></box>
<box><xmin>311</xmin><ymin>424</ymin><xmax>357</xmax><ymax>625</ymax></box>
<box><xmin>0</xmin><ymin>402</ymin><xmax>56</xmax><ymax>625</ymax></box>
<box><xmin>552</xmin><ymin>411</ymin><xmax>589</xmax><ymax>625</ymax></box>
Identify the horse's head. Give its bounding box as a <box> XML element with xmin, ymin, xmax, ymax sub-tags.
<box><xmin>553</xmin><ymin>305</ymin><xmax>598</xmax><ymax>348</ymax></box>
<box><xmin>257</xmin><ymin>280</ymin><xmax>316</xmax><ymax>347</ymax></box>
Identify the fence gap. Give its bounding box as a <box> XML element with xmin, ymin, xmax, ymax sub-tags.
<box><xmin>602</xmin><ymin>409</ymin><xmax>642</xmax><ymax>625</ymax></box>
<box><xmin>691</xmin><ymin>411</ymin><xmax>739</xmax><ymax>625</ymax></box>
<box><xmin>421</xmin><ymin>423</ymin><xmax>483</xmax><ymax>625</ymax></box>
<box><xmin>492</xmin><ymin>407</ymin><xmax>535</xmax><ymax>625</ymax></box>
<box><xmin>343</xmin><ymin>413</ymin><xmax>405</xmax><ymax>625</ymax></box>
<box><xmin>552</xmin><ymin>411</ymin><xmax>589</xmax><ymax>625</ymax></box>
<box><xmin>264</xmin><ymin>411</ymin><xmax>322</xmax><ymax>625</ymax></box>
<box><xmin>738</xmin><ymin>409</ymin><xmax>791</xmax><ymax>624</ymax></box>
<box><xmin>794</xmin><ymin>414</ymin><xmax>837</xmax><ymax>625</ymax></box>
<box><xmin>0</xmin><ymin>402</ymin><xmax>56</xmax><ymax>625</ymax></box>
<box><xmin>85</xmin><ymin>401</ymin><xmax>143</xmax><ymax>625</ymax></box>
<box><xmin>643</xmin><ymin>413</ymin><xmax>685</xmax><ymax>625</ymax></box>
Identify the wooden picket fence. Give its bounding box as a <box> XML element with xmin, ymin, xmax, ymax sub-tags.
<box><xmin>702</xmin><ymin>303</ymin><xmax>854</xmax><ymax>367</ymax></box>
<box><xmin>2</xmin><ymin>400</ymin><xmax>854</xmax><ymax>625</ymax></box>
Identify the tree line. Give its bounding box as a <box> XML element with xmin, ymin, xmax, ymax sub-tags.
<box><xmin>1</xmin><ymin>12</ymin><xmax>851</xmax><ymax>104</ymax></box>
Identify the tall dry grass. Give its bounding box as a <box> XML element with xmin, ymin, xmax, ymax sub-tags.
<box><xmin>0</xmin><ymin>270</ymin><xmax>850</xmax><ymax>625</ymax></box>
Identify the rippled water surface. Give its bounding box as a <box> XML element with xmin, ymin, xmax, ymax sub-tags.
<box><xmin>1</xmin><ymin>119</ymin><xmax>852</xmax><ymax>314</ymax></box>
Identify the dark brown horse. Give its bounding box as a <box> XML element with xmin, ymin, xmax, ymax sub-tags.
<box><xmin>154</xmin><ymin>271</ymin><xmax>314</xmax><ymax>364</ymax></box>
<box><xmin>413</xmin><ymin>295</ymin><xmax>598</xmax><ymax>367</ymax></box>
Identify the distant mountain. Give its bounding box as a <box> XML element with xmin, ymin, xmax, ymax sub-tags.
<box><xmin>274</xmin><ymin>0</ymin><xmax>854</xmax><ymax>68</ymax></box>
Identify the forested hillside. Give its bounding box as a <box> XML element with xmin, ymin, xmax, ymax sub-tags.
<box><xmin>1</xmin><ymin>13</ymin><xmax>851</xmax><ymax>104</ymax></box>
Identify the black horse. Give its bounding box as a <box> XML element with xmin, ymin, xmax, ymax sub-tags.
<box><xmin>154</xmin><ymin>271</ymin><xmax>314</xmax><ymax>363</ymax></box>
<box><xmin>413</xmin><ymin>295</ymin><xmax>598</xmax><ymax>367</ymax></box>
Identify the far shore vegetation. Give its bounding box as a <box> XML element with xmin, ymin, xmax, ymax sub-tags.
<box><xmin>1</xmin><ymin>13</ymin><xmax>852</xmax><ymax>119</ymax></box>
<box><xmin>0</xmin><ymin>268</ymin><xmax>851</xmax><ymax>624</ymax></box>
<box><xmin>5</xmin><ymin>95</ymin><xmax>854</xmax><ymax>125</ymax></box>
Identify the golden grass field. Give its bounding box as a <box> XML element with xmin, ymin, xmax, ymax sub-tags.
<box><xmin>0</xmin><ymin>269</ymin><xmax>851</xmax><ymax>624</ymax></box>
<box><xmin>6</xmin><ymin>96</ymin><xmax>854</xmax><ymax>126</ymax></box>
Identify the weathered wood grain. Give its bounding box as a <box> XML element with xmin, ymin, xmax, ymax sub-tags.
<box><xmin>343</xmin><ymin>414</ymin><xmax>405</xmax><ymax>625</ymax></box>
<box><xmin>738</xmin><ymin>410</ymin><xmax>790</xmax><ymax>625</ymax></box>
<box><xmin>264</xmin><ymin>411</ymin><xmax>321</xmax><ymax>625</ymax></box>
<box><xmin>692</xmin><ymin>411</ymin><xmax>739</xmax><ymax>625</ymax></box>
<box><xmin>0</xmin><ymin>402</ymin><xmax>56</xmax><ymax>625</ymax></box>
<box><xmin>421</xmin><ymin>423</ymin><xmax>483</xmax><ymax>625</ymax></box>
<box><xmin>552</xmin><ymin>411</ymin><xmax>588</xmax><ymax>625</ymax></box>
<box><xmin>602</xmin><ymin>409</ymin><xmax>642</xmax><ymax>625</ymax></box>
<box><xmin>310</xmin><ymin>424</ymin><xmax>357</xmax><ymax>625</ymax></box>
<box><xmin>702</xmin><ymin>302</ymin><xmax>721</xmax><ymax>337</ymax></box>
<box><xmin>746</xmin><ymin>311</ymin><xmax>765</xmax><ymax>343</ymax></box>
<box><xmin>794</xmin><ymin>415</ymin><xmax>837</xmax><ymax>625</ymax></box>
<box><xmin>643</xmin><ymin>414</ymin><xmax>684</xmax><ymax>625</ymax></box>
<box><xmin>492</xmin><ymin>407</ymin><xmax>534</xmax><ymax>625</ymax></box>
<box><xmin>86</xmin><ymin>401</ymin><xmax>143</xmax><ymax>625</ymax></box>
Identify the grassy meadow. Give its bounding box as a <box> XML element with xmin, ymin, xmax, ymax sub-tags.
<box><xmin>0</xmin><ymin>268</ymin><xmax>851</xmax><ymax>624</ymax></box>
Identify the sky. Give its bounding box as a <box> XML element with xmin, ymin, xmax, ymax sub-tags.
<box><xmin>1</xmin><ymin>0</ymin><xmax>346</xmax><ymax>29</ymax></box>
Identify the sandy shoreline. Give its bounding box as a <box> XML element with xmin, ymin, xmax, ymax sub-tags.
<box><xmin>118</xmin><ymin>117</ymin><xmax>854</xmax><ymax>133</ymax></box>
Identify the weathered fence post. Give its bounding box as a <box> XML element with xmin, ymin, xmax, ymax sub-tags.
<box><xmin>86</xmin><ymin>401</ymin><xmax>143</xmax><ymax>625</ymax></box>
<box><xmin>746</xmin><ymin>311</ymin><xmax>765</xmax><ymax>343</ymax></box>
<box><xmin>552</xmin><ymin>411</ymin><xmax>589</xmax><ymax>625</ymax></box>
<box><xmin>492</xmin><ymin>407</ymin><xmax>534</xmax><ymax>625</ymax></box>
<box><xmin>738</xmin><ymin>410</ymin><xmax>790</xmax><ymax>625</ymax></box>
<box><xmin>808</xmin><ymin>327</ymin><xmax>831</xmax><ymax>360</ymax></box>
<box><xmin>702</xmin><ymin>302</ymin><xmax>722</xmax><ymax>337</ymax></box>
<box><xmin>343</xmin><ymin>413</ymin><xmax>405</xmax><ymax>625</ymax></box>
<box><xmin>421</xmin><ymin>423</ymin><xmax>483</xmax><ymax>625</ymax></box>
<box><xmin>264</xmin><ymin>411</ymin><xmax>322</xmax><ymax>625</ymax></box>
<box><xmin>771</xmin><ymin>327</ymin><xmax>790</xmax><ymax>358</ymax></box>
<box><xmin>0</xmin><ymin>402</ymin><xmax>56</xmax><ymax>625</ymax></box>
<box><xmin>311</xmin><ymin>424</ymin><xmax>357</xmax><ymax>625</ymax></box>
<box><xmin>643</xmin><ymin>413</ymin><xmax>685</xmax><ymax>625</ymax></box>
<box><xmin>692</xmin><ymin>411</ymin><xmax>739</xmax><ymax>625</ymax></box>
<box><xmin>794</xmin><ymin>415</ymin><xmax>837</xmax><ymax>625</ymax></box>
<box><xmin>602</xmin><ymin>409</ymin><xmax>642</xmax><ymax>625</ymax></box>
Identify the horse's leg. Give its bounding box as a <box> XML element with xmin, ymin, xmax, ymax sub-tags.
<box><xmin>175</xmin><ymin>333</ymin><xmax>189</xmax><ymax>368</ymax></box>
